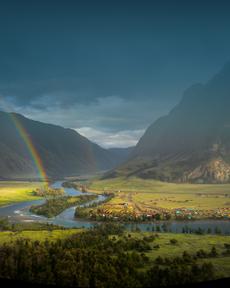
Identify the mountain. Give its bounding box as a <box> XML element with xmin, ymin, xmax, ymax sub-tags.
<box><xmin>107</xmin><ymin>63</ymin><xmax>230</xmax><ymax>183</ymax></box>
<box><xmin>107</xmin><ymin>147</ymin><xmax>134</xmax><ymax>162</ymax></box>
<box><xmin>0</xmin><ymin>112</ymin><xmax>130</xmax><ymax>180</ymax></box>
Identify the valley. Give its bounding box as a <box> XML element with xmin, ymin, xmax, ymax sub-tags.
<box><xmin>1</xmin><ymin>2</ymin><xmax>230</xmax><ymax>286</ymax></box>
<box><xmin>0</xmin><ymin>178</ymin><xmax>229</xmax><ymax>287</ymax></box>
<box><xmin>74</xmin><ymin>177</ymin><xmax>230</xmax><ymax>221</ymax></box>
<box><xmin>1</xmin><ymin>179</ymin><xmax>230</xmax><ymax>227</ymax></box>
<box><xmin>1</xmin><ymin>63</ymin><xmax>230</xmax><ymax>286</ymax></box>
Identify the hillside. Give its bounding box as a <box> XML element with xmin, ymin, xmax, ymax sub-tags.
<box><xmin>106</xmin><ymin>64</ymin><xmax>230</xmax><ymax>183</ymax></box>
<box><xmin>107</xmin><ymin>147</ymin><xmax>134</xmax><ymax>162</ymax></box>
<box><xmin>0</xmin><ymin>112</ymin><xmax>130</xmax><ymax>180</ymax></box>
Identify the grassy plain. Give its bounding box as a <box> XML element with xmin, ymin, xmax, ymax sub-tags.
<box><xmin>0</xmin><ymin>228</ymin><xmax>82</xmax><ymax>244</ymax></box>
<box><xmin>116</xmin><ymin>232</ymin><xmax>230</xmax><ymax>278</ymax></box>
<box><xmin>87</xmin><ymin>177</ymin><xmax>230</xmax><ymax>218</ymax></box>
<box><xmin>122</xmin><ymin>232</ymin><xmax>229</xmax><ymax>258</ymax></box>
<box><xmin>0</xmin><ymin>181</ymin><xmax>44</xmax><ymax>206</ymax></box>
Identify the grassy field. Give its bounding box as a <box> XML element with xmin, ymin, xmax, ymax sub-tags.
<box><xmin>115</xmin><ymin>232</ymin><xmax>230</xmax><ymax>278</ymax></box>
<box><xmin>0</xmin><ymin>181</ymin><xmax>45</xmax><ymax>206</ymax></box>
<box><xmin>122</xmin><ymin>232</ymin><xmax>229</xmax><ymax>258</ymax></box>
<box><xmin>89</xmin><ymin>176</ymin><xmax>230</xmax><ymax>195</ymax></box>
<box><xmin>0</xmin><ymin>228</ymin><xmax>82</xmax><ymax>244</ymax></box>
<box><xmin>86</xmin><ymin>177</ymin><xmax>230</xmax><ymax>219</ymax></box>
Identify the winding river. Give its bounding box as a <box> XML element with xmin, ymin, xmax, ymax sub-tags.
<box><xmin>0</xmin><ymin>181</ymin><xmax>230</xmax><ymax>234</ymax></box>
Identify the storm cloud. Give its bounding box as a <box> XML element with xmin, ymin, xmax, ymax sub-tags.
<box><xmin>1</xmin><ymin>0</ymin><xmax>230</xmax><ymax>146</ymax></box>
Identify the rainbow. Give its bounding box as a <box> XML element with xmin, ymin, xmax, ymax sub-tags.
<box><xmin>10</xmin><ymin>113</ymin><xmax>49</xmax><ymax>184</ymax></box>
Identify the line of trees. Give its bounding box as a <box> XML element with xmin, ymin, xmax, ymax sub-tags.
<box><xmin>0</xmin><ymin>224</ymin><xmax>217</xmax><ymax>287</ymax></box>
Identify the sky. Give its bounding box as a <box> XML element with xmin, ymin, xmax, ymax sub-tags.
<box><xmin>1</xmin><ymin>0</ymin><xmax>230</xmax><ymax>148</ymax></box>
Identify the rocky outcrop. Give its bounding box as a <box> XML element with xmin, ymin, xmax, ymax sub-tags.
<box><xmin>186</xmin><ymin>158</ymin><xmax>230</xmax><ymax>183</ymax></box>
<box><xmin>110</xmin><ymin>63</ymin><xmax>230</xmax><ymax>183</ymax></box>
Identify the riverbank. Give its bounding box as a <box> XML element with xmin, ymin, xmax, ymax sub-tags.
<box><xmin>0</xmin><ymin>181</ymin><xmax>66</xmax><ymax>207</ymax></box>
<box><xmin>0</xmin><ymin>180</ymin><xmax>229</xmax><ymax>234</ymax></box>
<box><xmin>78</xmin><ymin>177</ymin><xmax>230</xmax><ymax>221</ymax></box>
<box><xmin>0</xmin><ymin>181</ymin><xmax>44</xmax><ymax>206</ymax></box>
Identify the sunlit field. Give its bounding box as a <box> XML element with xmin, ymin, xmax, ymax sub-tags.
<box><xmin>0</xmin><ymin>181</ymin><xmax>44</xmax><ymax>206</ymax></box>
<box><xmin>87</xmin><ymin>177</ymin><xmax>230</xmax><ymax>218</ymax></box>
<box><xmin>89</xmin><ymin>177</ymin><xmax>230</xmax><ymax>195</ymax></box>
<box><xmin>117</xmin><ymin>232</ymin><xmax>230</xmax><ymax>278</ymax></box>
<box><xmin>0</xmin><ymin>229</ymin><xmax>82</xmax><ymax>244</ymax></box>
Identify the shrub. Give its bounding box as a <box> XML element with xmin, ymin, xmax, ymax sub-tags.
<box><xmin>170</xmin><ymin>239</ymin><xmax>178</xmax><ymax>245</ymax></box>
<box><xmin>224</xmin><ymin>243</ymin><xmax>230</xmax><ymax>249</ymax></box>
<box><xmin>153</xmin><ymin>244</ymin><xmax>160</xmax><ymax>249</ymax></box>
<box><xmin>155</xmin><ymin>256</ymin><xmax>164</xmax><ymax>264</ymax></box>
<box><xmin>143</xmin><ymin>235</ymin><xmax>155</xmax><ymax>242</ymax></box>
<box><xmin>196</xmin><ymin>249</ymin><xmax>208</xmax><ymax>258</ymax></box>
<box><xmin>209</xmin><ymin>246</ymin><xmax>218</xmax><ymax>257</ymax></box>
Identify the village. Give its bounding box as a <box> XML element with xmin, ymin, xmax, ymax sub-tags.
<box><xmin>86</xmin><ymin>200</ymin><xmax>230</xmax><ymax>222</ymax></box>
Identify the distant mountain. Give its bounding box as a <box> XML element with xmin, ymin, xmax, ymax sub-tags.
<box><xmin>0</xmin><ymin>112</ymin><xmax>130</xmax><ymax>180</ymax></box>
<box><xmin>107</xmin><ymin>147</ymin><xmax>134</xmax><ymax>162</ymax></box>
<box><xmin>107</xmin><ymin>63</ymin><xmax>230</xmax><ymax>183</ymax></box>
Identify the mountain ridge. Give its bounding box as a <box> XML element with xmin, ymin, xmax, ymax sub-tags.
<box><xmin>0</xmin><ymin>111</ymin><xmax>131</xmax><ymax>180</ymax></box>
<box><xmin>105</xmin><ymin>64</ymin><xmax>230</xmax><ymax>183</ymax></box>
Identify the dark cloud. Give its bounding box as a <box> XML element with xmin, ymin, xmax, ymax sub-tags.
<box><xmin>11</xmin><ymin>96</ymin><xmax>173</xmax><ymax>133</ymax></box>
<box><xmin>1</xmin><ymin>0</ymin><xmax>230</xmax><ymax>146</ymax></box>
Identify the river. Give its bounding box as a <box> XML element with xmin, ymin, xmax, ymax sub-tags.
<box><xmin>0</xmin><ymin>181</ymin><xmax>230</xmax><ymax>234</ymax></box>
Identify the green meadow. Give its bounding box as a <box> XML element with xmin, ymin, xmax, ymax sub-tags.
<box><xmin>119</xmin><ymin>232</ymin><xmax>230</xmax><ymax>278</ymax></box>
<box><xmin>0</xmin><ymin>181</ymin><xmax>44</xmax><ymax>206</ymax></box>
<box><xmin>122</xmin><ymin>232</ymin><xmax>230</xmax><ymax>258</ymax></box>
<box><xmin>89</xmin><ymin>176</ymin><xmax>230</xmax><ymax>195</ymax></box>
<box><xmin>87</xmin><ymin>177</ymin><xmax>230</xmax><ymax>217</ymax></box>
<box><xmin>0</xmin><ymin>228</ymin><xmax>83</xmax><ymax>245</ymax></box>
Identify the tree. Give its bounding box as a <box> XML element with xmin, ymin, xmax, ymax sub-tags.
<box><xmin>210</xmin><ymin>246</ymin><xmax>218</xmax><ymax>257</ymax></box>
<box><xmin>170</xmin><ymin>239</ymin><xmax>178</xmax><ymax>245</ymax></box>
